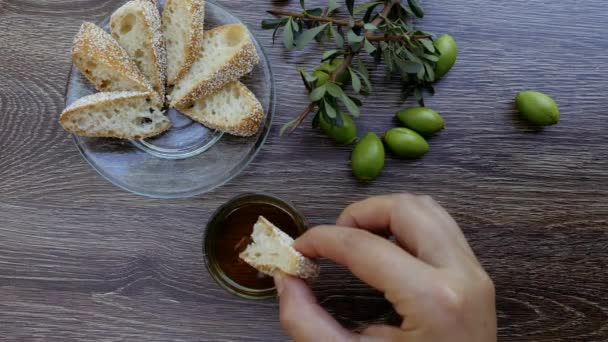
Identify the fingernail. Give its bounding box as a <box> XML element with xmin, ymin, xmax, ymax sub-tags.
<box><xmin>274</xmin><ymin>273</ymin><xmax>285</xmax><ymax>296</ymax></box>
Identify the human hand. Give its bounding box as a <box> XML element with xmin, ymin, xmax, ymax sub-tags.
<box><xmin>275</xmin><ymin>194</ymin><xmax>496</xmax><ymax>341</ymax></box>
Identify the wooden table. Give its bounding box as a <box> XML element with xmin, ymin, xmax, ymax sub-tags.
<box><xmin>1</xmin><ymin>0</ymin><xmax>607</xmax><ymax>340</ymax></box>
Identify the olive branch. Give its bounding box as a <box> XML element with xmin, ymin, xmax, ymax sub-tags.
<box><xmin>262</xmin><ymin>0</ymin><xmax>442</xmax><ymax>135</ymax></box>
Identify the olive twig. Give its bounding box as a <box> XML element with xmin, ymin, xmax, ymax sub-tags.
<box><xmin>267</xmin><ymin>9</ymin><xmax>365</xmax><ymax>28</ymax></box>
<box><xmin>285</xmin><ymin>103</ymin><xmax>317</xmax><ymax>136</ymax></box>
<box><xmin>330</xmin><ymin>49</ymin><xmax>354</xmax><ymax>83</ymax></box>
<box><xmin>265</xmin><ymin>0</ymin><xmax>454</xmax><ymax>135</ymax></box>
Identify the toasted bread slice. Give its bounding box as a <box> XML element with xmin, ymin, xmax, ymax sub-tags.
<box><xmin>162</xmin><ymin>0</ymin><xmax>205</xmax><ymax>86</ymax></box>
<box><xmin>170</xmin><ymin>24</ymin><xmax>260</xmax><ymax>108</ymax></box>
<box><xmin>239</xmin><ymin>216</ymin><xmax>320</xmax><ymax>280</ymax></box>
<box><xmin>177</xmin><ymin>81</ymin><xmax>263</xmax><ymax>137</ymax></box>
<box><xmin>110</xmin><ymin>0</ymin><xmax>167</xmax><ymax>98</ymax></box>
<box><xmin>71</xmin><ymin>22</ymin><xmax>154</xmax><ymax>95</ymax></box>
<box><xmin>60</xmin><ymin>91</ymin><xmax>171</xmax><ymax>139</ymax></box>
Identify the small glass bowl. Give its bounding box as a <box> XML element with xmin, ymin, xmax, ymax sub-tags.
<box><xmin>203</xmin><ymin>193</ymin><xmax>308</xmax><ymax>300</ymax></box>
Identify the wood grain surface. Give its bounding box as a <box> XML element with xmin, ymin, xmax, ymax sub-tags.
<box><xmin>1</xmin><ymin>0</ymin><xmax>607</xmax><ymax>341</ymax></box>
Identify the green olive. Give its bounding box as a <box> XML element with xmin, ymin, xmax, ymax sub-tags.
<box><xmin>351</xmin><ymin>133</ymin><xmax>385</xmax><ymax>181</ymax></box>
<box><xmin>319</xmin><ymin>112</ymin><xmax>358</xmax><ymax>144</ymax></box>
<box><xmin>384</xmin><ymin>128</ymin><xmax>430</xmax><ymax>159</ymax></box>
<box><xmin>515</xmin><ymin>91</ymin><xmax>560</xmax><ymax>126</ymax></box>
<box><xmin>434</xmin><ymin>34</ymin><xmax>458</xmax><ymax>80</ymax></box>
<box><xmin>396</xmin><ymin>107</ymin><xmax>445</xmax><ymax>136</ymax></box>
<box><xmin>316</xmin><ymin>59</ymin><xmax>350</xmax><ymax>85</ymax></box>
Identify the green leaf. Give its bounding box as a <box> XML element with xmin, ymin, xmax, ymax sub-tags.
<box><xmin>419</xmin><ymin>38</ymin><xmax>435</xmax><ymax>53</ymax></box>
<box><xmin>296</xmin><ymin>24</ymin><xmax>329</xmax><ymax>48</ymax></box>
<box><xmin>363</xmin><ymin>2</ymin><xmax>382</xmax><ymax>22</ymax></box>
<box><xmin>355</xmin><ymin>70</ymin><xmax>372</xmax><ymax>93</ymax></box>
<box><xmin>328</xmin><ymin>0</ymin><xmax>340</xmax><ymax>12</ymax></box>
<box><xmin>423</xmin><ymin>54</ymin><xmax>439</xmax><ymax>62</ymax></box>
<box><xmin>283</xmin><ymin>19</ymin><xmax>294</xmax><ymax>49</ymax></box>
<box><xmin>384</xmin><ymin>50</ymin><xmax>394</xmax><ymax>73</ymax></box>
<box><xmin>424</xmin><ymin>62</ymin><xmax>435</xmax><ymax>82</ymax></box>
<box><xmin>416</xmin><ymin>64</ymin><xmax>425</xmax><ymax>79</ymax></box>
<box><xmin>340</xmin><ymin>94</ymin><xmax>360</xmax><ymax>117</ymax></box>
<box><xmin>364</xmin><ymin>23</ymin><xmax>377</xmax><ymax>30</ymax></box>
<box><xmin>403</xmin><ymin>48</ymin><xmax>423</xmax><ymax>63</ymax></box>
<box><xmin>345</xmin><ymin>0</ymin><xmax>355</xmax><ymax>16</ymax></box>
<box><xmin>348</xmin><ymin>67</ymin><xmax>361</xmax><ymax>93</ymax></box>
<box><xmin>261</xmin><ymin>18</ymin><xmax>287</xmax><ymax>29</ymax></box>
<box><xmin>329</xmin><ymin>26</ymin><xmax>344</xmax><ymax>48</ymax></box>
<box><xmin>399</xmin><ymin>2</ymin><xmax>415</xmax><ymax>16</ymax></box>
<box><xmin>396</xmin><ymin>59</ymin><xmax>423</xmax><ymax>74</ymax></box>
<box><xmin>349</xmin><ymin>96</ymin><xmax>363</xmax><ymax>106</ymax></box>
<box><xmin>299</xmin><ymin>0</ymin><xmax>306</xmax><ymax>9</ymax></box>
<box><xmin>310</xmin><ymin>85</ymin><xmax>327</xmax><ymax>102</ymax></box>
<box><xmin>354</xmin><ymin>1</ymin><xmax>383</xmax><ymax>14</ymax></box>
<box><xmin>357</xmin><ymin>59</ymin><xmax>369</xmax><ymax>78</ymax></box>
<box><xmin>297</xmin><ymin>68</ymin><xmax>317</xmax><ymax>83</ymax></box>
<box><xmin>322</xmin><ymin>49</ymin><xmax>342</xmax><ymax>61</ymax></box>
<box><xmin>326</xmin><ymin>82</ymin><xmax>345</xmax><ymax>98</ymax></box>
<box><xmin>307</xmin><ymin>7</ymin><xmax>323</xmax><ymax>16</ymax></box>
<box><xmin>323</xmin><ymin>99</ymin><xmax>337</xmax><ymax>118</ymax></box>
<box><xmin>290</xmin><ymin>18</ymin><xmax>300</xmax><ymax>32</ymax></box>
<box><xmin>408</xmin><ymin>0</ymin><xmax>425</xmax><ymax>18</ymax></box>
<box><xmin>347</xmin><ymin>30</ymin><xmax>364</xmax><ymax>44</ymax></box>
<box><xmin>364</xmin><ymin>39</ymin><xmax>376</xmax><ymax>54</ymax></box>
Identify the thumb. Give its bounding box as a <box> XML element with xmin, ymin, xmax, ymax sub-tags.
<box><xmin>275</xmin><ymin>274</ymin><xmax>354</xmax><ymax>342</ymax></box>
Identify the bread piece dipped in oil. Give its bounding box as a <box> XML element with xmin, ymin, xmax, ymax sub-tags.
<box><xmin>239</xmin><ymin>216</ymin><xmax>320</xmax><ymax>280</ymax></box>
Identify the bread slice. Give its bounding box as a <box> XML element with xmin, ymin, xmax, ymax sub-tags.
<box><xmin>239</xmin><ymin>216</ymin><xmax>320</xmax><ymax>280</ymax></box>
<box><xmin>71</xmin><ymin>22</ymin><xmax>154</xmax><ymax>95</ymax></box>
<box><xmin>110</xmin><ymin>0</ymin><xmax>167</xmax><ymax>98</ymax></box>
<box><xmin>59</xmin><ymin>91</ymin><xmax>171</xmax><ymax>139</ymax></box>
<box><xmin>169</xmin><ymin>24</ymin><xmax>260</xmax><ymax>108</ymax></box>
<box><xmin>177</xmin><ymin>81</ymin><xmax>263</xmax><ymax>137</ymax></box>
<box><xmin>162</xmin><ymin>0</ymin><xmax>205</xmax><ymax>86</ymax></box>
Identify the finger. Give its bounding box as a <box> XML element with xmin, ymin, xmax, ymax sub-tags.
<box><xmin>416</xmin><ymin>195</ymin><xmax>478</xmax><ymax>261</ymax></box>
<box><xmin>336</xmin><ymin>194</ymin><xmax>473</xmax><ymax>267</ymax></box>
<box><xmin>294</xmin><ymin>226</ymin><xmax>433</xmax><ymax>298</ymax></box>
<box><xmin>360</xmin><ymin>325</ymin><xmax>406</xmax><ymax>341</ymax></box>
<box><xmin>275</xmin><ymin>274</ymin><xmax>354</xmax><ymax>342</ymax></box>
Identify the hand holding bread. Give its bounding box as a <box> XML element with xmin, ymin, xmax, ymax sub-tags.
<box><xmin>275</xmin><ymin>194</ymin><xmax>497</xmax><ymax>342</ymax></box>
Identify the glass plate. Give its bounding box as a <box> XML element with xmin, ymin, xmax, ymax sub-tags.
<box><xmin>64</xmin><ymin>0</ymin><xmax>275</xmax><ymax>198</ymax></box>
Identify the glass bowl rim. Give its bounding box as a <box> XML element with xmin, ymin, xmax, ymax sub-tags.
<box><xmin>202</xmin><ymin>192</ymin><xmax>309</xmax><ymax>300</ymax></box>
